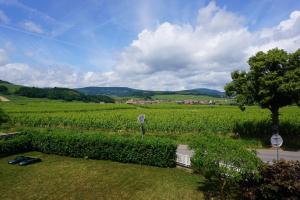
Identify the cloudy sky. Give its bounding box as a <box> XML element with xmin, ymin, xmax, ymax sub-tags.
<box><xmin>0</xmin><ymin>0</ymin><xmax>300</xmax><ymax>91</ymax></box>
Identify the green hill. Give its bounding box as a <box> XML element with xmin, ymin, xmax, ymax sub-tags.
<box><xmin>76</xmin><ymin>87</ymin><xmax>225</xmax><ymax>98</ymax></box>
<box><xmin>0</xmin><ymin>80</ymin><xmax>21</xmax><ymax>93</ymax></box>
<box><xmin>0</xmin><ymin>80</ymin><xmax>114</xmax><ymax>103</ymax></box>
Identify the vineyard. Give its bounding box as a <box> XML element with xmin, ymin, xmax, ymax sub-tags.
<box><xmin>2</xmin><ymin>101</ymin><xmax>300</xmax><ymax>140</ymax></box>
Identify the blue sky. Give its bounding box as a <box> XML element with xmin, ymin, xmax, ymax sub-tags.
<box><xmin>0</xmin><ymin>0</ymin><xmax>300</xmax><ymax>90</ymax></box>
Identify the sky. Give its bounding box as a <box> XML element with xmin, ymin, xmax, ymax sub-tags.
<box><xmin>0</xmin><ymin>0</ymin><xmax>300</xmax><ymax>91</ymax></box>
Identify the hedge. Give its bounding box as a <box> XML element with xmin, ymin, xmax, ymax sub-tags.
<box><xmin>0</xmin><ymin>134</ymin><xmax>32</xmax><ymax>157</ymax></box>
<box><xmin>0</xmin><ymin>129</ymin><xmax>177</xmax><ymax>168</ymax></box>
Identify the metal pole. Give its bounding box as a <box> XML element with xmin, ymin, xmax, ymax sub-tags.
<box><xmin>276</xmin><ymin>147</ymin><xmax>279</xmax><ymax>161</ymax></box>
<box><xmin>141</xmin><ymin>124</ymin><xmax>144</xmax><ymax>140</ymax></box>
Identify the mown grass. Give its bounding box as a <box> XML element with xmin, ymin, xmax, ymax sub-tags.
<box><xmin>0</xmin><ymin>152</ymin><xmax>204</xmax><ymax>200</ymax></box>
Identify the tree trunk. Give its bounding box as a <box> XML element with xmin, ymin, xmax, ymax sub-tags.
<box><xmin>220</xmin><ymin>177</ymin><xmax>227</xmax><ymax>200</ymax></box>
<box><xmin>271</xmin><ymin>107</ymin><xmax>279</xmax><ymax>135</ymax></box>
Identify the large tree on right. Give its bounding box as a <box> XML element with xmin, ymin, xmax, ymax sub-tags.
<box><xmin>225</xmin><ymin>48</ymin><xmax>300</xmax><ymax>136</ymax></box>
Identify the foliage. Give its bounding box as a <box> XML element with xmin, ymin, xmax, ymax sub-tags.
<box><xmin>0</xmin><ymin>134</ymin><xmax>32</xmax><ymax>156</ymax></box>
<box><xmin>0</xmin><ymin>129</ymin><xmax>176</xmax><ymax>167</ymax></box>
<box><xmin>225</xmin><ymin>48</ymin><xmax>300</xmax><ymax>109</ymax></box>
<box><xmin>29</xmin><ymin>129</ymin><xmax>177</xmax><ymax>167</ymax></box>
<box><xmin>3</xmin><ymin>101</ymin><xmax>300</xmax><ymax>147</ymax></box>
<box><xmin>15</xmin><ymin>86</ymin><xmax>115</xmax><ymax>103</ymax></box>
<box><xmin>240</xmin><ymin>160</ymin><xmax>300</xmax><ymax>199</ymax></box>
<box><xmin>190</xmin><ymin>134</ymin><xmax>262</xmax><ymax>199</ymax></box>
<box><xmin>225</xmin><ymin>48</ymin><xmax>300</xmax><ymax>135</ymax></box>
<box><xmin>0</xmin><ymin>108</ymin><xmax>9</xmax><ymax>126</ymax></box>
<box><xmin>233</xmin><ymin>119</ymin><xmax>300</xmax><ymax>148</ymax></box>
<box><xmin>0</xmin><ymin>85</ymin><xmax>8</xmax><ymax>94</ymax></box>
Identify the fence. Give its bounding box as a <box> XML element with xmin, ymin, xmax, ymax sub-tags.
<box><xmin>176</xmin><ymin>153</ymin><xmax>192</xmax><ymax>167</ymax></box>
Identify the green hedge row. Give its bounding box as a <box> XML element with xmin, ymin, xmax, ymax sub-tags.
<box><xmin>0</xmin><ymin>130</ymin><xmax>177</xmax><ymax>168</ymax></box>
<box><xmin>0</xmin><ymin>134</ymin><xmax>32</xmax><ymax>157</ymax></box>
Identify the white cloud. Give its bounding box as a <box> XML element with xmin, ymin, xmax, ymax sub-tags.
<box><xmin>0</xmin><ymin>49</ymin><xmax>8</xmax><ymax>65</ymax></box>
<box><xmin>1</xmin><ymin>2</ymin><xmax>300</xmax><ymax>91</ymax></box>
<box><xmin>0</xmin><ymin>10</ymin><xmax>9</xmax><ymax>24</ymax></box>
<box><xmin>20</xmin><ymin>20</ymin><xmax>44</xmax><ymax>34</ymax></box>
<box><xmin>0</xmin><ymin>63</ymin><xmax>82</xmax><ymax>88</ymax></box>
<box><xmin>110</xmin><ymin>1</ymin><xmax>252</xmax><ymax>90</ymax></box>
<box><xmin>108</xmin><ymin>1</ymin><xmax>300</xmax><ymax>90</ymax></box>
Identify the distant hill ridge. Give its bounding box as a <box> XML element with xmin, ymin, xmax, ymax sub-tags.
<box><xmin>0</xmin><ymin>80</ymin><xmax>114</xmax><ymax>103</ymax></box>
<box><xmin>0</xmin><ymin>79</ymin><xmax>225</xmax><ymax>99</ymax></box>
<box><xmin>76</xmin><ymin>86</ymin><xmax>225</xmax><ymax>98</ymax></box>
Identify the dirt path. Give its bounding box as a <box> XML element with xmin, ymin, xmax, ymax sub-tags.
<box><xmin>0</xmin><ymin>96</ymin><xmax>10</xmax><ymax>102</ymax></box>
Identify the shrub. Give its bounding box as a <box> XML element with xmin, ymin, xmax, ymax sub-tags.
<box><xmin>0</xmin><ymin>108</ymin><xmax>9</xmax><ymax>126</ymax></box>
<box><xmin>240</xmin><ymin>160</ymin><xmax>300</xmax><ymax>199</ymax></box>
<box><xmin>191</xmin><ymin>134</ymin><xmax>262</xmax><ymax>199</ymax></box>
<box><xmin>0</xmin><ymin>134</ymin><xmax>32</xmax><ymax>157</ymax></box>
<box><xmin>30</xmin><ymin>129</ymin><xmax>176</xmax><ymax>167</ymax></box>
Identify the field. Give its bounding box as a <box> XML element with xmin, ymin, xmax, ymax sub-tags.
<box><xmin>0</xmin><ymin>152</ymin><xmax>203</xmax><ymax>200</ymax></box>
<box><xmin>1</xmin><ymin>100</ymin><xmax>300</xmax><ymax>148</ymax></box>
<box><xmin>1</xmin><ymin>98</ymin><xmax>299</xmax><ymax>199</ymax></box>
<box><xmin>152</xmin><ymin>94</ymin><xmax>228</xmax><ymax>101</ymax></box>
<box><xmin>114</xmin><ymin>94</ymin><xmax>231</xmax><ymax>104</ymax></box>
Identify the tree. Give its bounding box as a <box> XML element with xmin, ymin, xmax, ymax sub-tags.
<box><xmin>225</xmin><ymin>48</ymin><xmax>300</xmax><ymax>136</ymax></box>
<box><xmin>0</xmin><ymin>85</ymin><xmax>8</xmax><ymax>94</ymax></box>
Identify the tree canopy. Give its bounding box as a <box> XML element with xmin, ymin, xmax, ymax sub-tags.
<box><xmin>15</xmin><ymin>87</ymin><xmax>115</xmax><ymax>103</ymax></box>
<box><xmin>225</xmin><ymin>48</ymin><xmax>300</xmax><ymax>135</ymax></box>
<box><xmin>0</xmin><ymin>85</ymin><xmax>8</xmax><ymax>94</ymax></box>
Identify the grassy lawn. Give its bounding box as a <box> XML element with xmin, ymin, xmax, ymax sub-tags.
<box><xmin>0</xmin><ymin>152</ymin><xmax>204</xmax><ymax>200</ymax></box>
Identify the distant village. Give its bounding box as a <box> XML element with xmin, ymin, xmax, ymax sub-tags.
<box><xmin>125</xmin><ymin>99</ymin><xmax>216</xmax><ymax>105</ymax></box>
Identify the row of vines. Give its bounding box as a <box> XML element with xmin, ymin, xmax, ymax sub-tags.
<box><xmin>2</xmin><ymin>102</ymin><xmax>300</xmax><ymax>136</ymax></box>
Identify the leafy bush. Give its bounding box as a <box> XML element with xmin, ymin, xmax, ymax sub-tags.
<box><xmin>0</xmin><ymin>108</ymin><xmax>9</xmax><ymax>126</ymax></box>
<box><xmin>30</xmin><ymin>129</ymin><xmax>176</xmax><ymax>167</ymax></box>
<box><xmin>0</xmin><ymin>134</ymin><xmax>32</xmax><ymax>157</ymax></box>
<box><xmin>191</xmin><ymin>134</ymin><xmax>262</xmax><ymax>199</ymax></box>
<box><xmin>240</xmin><ymin>160</ymin><xmax>300</xmax><ymax>199</ymax></box>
